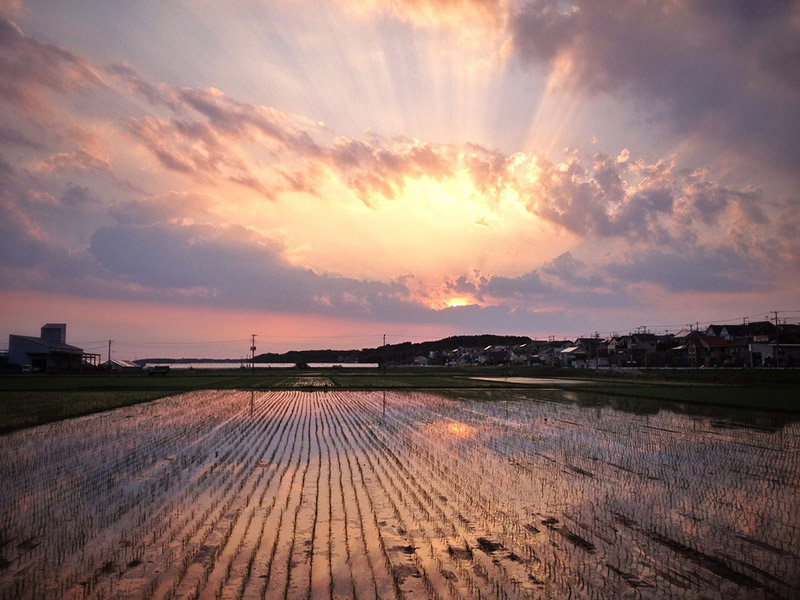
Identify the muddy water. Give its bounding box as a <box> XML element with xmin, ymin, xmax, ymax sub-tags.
<box><xmin>0</xmin><ymin>389</ymin><xmax>798</xmax><ymax>599</ymax></box>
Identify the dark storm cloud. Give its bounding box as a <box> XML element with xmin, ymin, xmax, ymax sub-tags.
<box><xmin>511</xmin><ymin>1</ymin><xmax>800</xmax><ymax>171</ymax></box>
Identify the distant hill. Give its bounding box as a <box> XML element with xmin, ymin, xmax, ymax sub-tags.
<box><xmin>254</xmin><ymin>334</ymin><xmax>532</xmax><ymax>365</ymax></box>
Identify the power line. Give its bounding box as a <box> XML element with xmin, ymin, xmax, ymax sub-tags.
<box><xmin>254</xmin><ymin>333</ymin><xmax>384</xmax><ymax>340</ymax></box>
<box><xmin>112</xmin><ymin>339</ymin><xmax>249</xmax><ymax>346</ymax></box>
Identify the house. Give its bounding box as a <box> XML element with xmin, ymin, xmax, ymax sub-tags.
<box><xmin>749</xmin><ymin>324</ymin><xmax>800</xmax><ymax>368</ymax></box>
<box><xmin>8</xmin><ymin>323</ymin><xmax>84</xmax><ymax>373</ymax></box>
<box><xmin>559</xmin><ymin>346</ymin><xmax>588</xmax><ymax>367</ymax></box>
<box><xmin>704</xmin><ymin>321</ymin><xmax>782</xmax><ymax>367</ymax></box>
<box><xmin>532</xmin><ymin>340</ymin><xmax>572</xmax><ymax>366</ymax></box>
<box><xmin>705</xmin><ymin>321</ymin><xmax>777</xmax><ymax>342</ymax></box>
<box><xmin>508</xmin><ymin>344</ymin><xmax>531</xmax><ymax>365</ymax></box>
<box><xmin>671</xmin><ymin>331</ymin><xmax>728</xmax><ymax>367</ymax></box>
<box><xmin>574</xmin><ymin>337</ymin><xmax>608</xmax><ymax>368</ymax></box>
<box><xmin>629</xmin><ymin>333</ymin><xmax>658</xmax><ymax>367</ymax></box>
<box><xmin>105</xmin><ymin>359</ymin><xmax>142</xmax><ymax>372</ymax></box>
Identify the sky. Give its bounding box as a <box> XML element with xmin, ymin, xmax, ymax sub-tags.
<box><xmin>1</xmin><ymin>0</ymin><xmax>799</xmax><ymax>360</ymax></box>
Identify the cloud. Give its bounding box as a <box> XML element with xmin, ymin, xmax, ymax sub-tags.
<box><xmin>113</xmin><ymin>71</ymin><xmax>326</xmax><ymax>197</ymax></box>
<box><xmin>35</xmin><ymin>149</ymin><xmax>112</xmax><ymax>174</ymax></box>
<box><xmin>436</xmin><ymin>251</ymin><xmax>627</xmax><ymax>312</ymax></box>
<box><xmin>540</xmin><ymin>251</ymin><xmax>603</xmax><ymax>288</ymax></box>
<box><xmin>327</xmin><ymin>135</ymin><xmax>457</xmax><ymax>203</ymax></box>
<box><xmin>0</xmin><ymin>1</ymin><xmax>21</xmax><ymax>17</ymax></box>
<box><xmin>107</xmin><ymin>62</ymin><xmax>782</xmax><ymax>254</ymax></box>
<box><xmin>510</xmin><ymin>1</ymin><xmax>800</xmax><ymax>172</ymax></box>
<box><xmin>111</xmin><ymin>65</ymin><xmax>323</xmax><ymax>154</ymax></box>
<box><xmin>108</xmin><ymin>191</ymin><xmax>216</xmax><ymax>226</ymax></box>
<box><xmin>0</xmin><ymin>17</ymin><xmax>105</xmax><ymax>113</ymax></box>
<box><xmin>606</xmin><ymin>247</ymin><xmax>769</xmax><ymax>293</ymax></box>
<box><xmin>0</xmin><ymin>124</ymin><xmax>44</xmax><ymax>149</ymax></box>
<box><xmin>0</xmin><ymin>198</ymin><xmax>54</xmax><ymax>270</ymax></box>
<box><xmin>0</xmin><ymin>14</ymin><xmax>795</xmax><ymax>334</ymax></box>
<box><xmin>86</xmin><ymin>221</ymin><xmax>431</xmax><ymax>320</ymax></box>
<box><xmin>108</xmin><ymin>63</ymin><xmax>183</xmax><ymax>112</ymax></box>
<box><xmin>516</xmin><ymin>149</ymin><xmax>777</xmax><ymax>248</ymax></box>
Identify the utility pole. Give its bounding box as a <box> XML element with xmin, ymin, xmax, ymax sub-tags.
<box><xmin>772</xmin><ymin>311</ymin><xmax>780</xmax><ymax>327</ymax></box>
<box><xmin>382</xmin><ymin>333</ymin><xmax>386</xmax><ymax>374</ymax></box>
<box><xmin>107</xmin><ymin>340</ymin><xmax>112</xmax><ymax>366</ymax></box>
<box><xmin>250</xmin><ymin>334</ymin><xmax>257</xmax><ymax>375</ymax></box>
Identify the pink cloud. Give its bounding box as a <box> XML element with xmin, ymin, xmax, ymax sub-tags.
<box><xmin>0</xmin><ymin>17</ymin><xmax>105</xmax><ymax>113</ymax></box>
<box><xmin>35</xmin><ymin>149</ymin><xmax>112</xmax><ymax>174</ymax></box>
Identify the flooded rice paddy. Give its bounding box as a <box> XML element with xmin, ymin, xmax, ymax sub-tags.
<box><xmin>1</xmin><ymin>387</ymin><xmax>798</xmax><ymax>599</ymax></box>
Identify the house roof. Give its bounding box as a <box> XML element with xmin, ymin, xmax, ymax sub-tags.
<box><xmin>631</xmin><ymin>333</ymin><xmax>657</xmax><ymax>341</ymax></box>
<box><xmin>700</xmin><ymin>336</ymin><xmax>728</xmax><ymax>348</ymax></box>
<box><xmin>718</xmin><ymin>321</ymin><xmax>777</xmax><ymax>338</ymax></box>
<box><xmin>10</xmin><ymin>334</ymin><xmax>83</xmax><ymax>354</ymax></box>
<box><xmin>560</xmin><ymin>346</ymin><xmax>587</xmax><ymax>354</ymax></box>
<box><xmin>107</xmin><ymin>359</ymin><xmax>140</xmax><ymax>368</ymax></box>
<box><xmin>673</xmin><ymin>329</ymin><xmax>696</xmax><ymax>339</ymax></box>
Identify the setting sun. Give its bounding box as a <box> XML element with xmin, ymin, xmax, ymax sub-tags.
<box><xmin>445</xmin><ymin>298</ymin><xmax>470</xmax><ymax>308</ymax></box>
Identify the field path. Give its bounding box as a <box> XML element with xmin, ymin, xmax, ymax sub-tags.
<box><xmin>1</xmin><ymin>389</ymin><xmax>798</xmax><ymax>600</ymax></box>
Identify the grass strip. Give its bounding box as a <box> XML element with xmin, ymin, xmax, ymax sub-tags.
<box><xmin>1</xmin><ymin>368</ymin><xmax>798</xmax><ymax>435</ymax></box>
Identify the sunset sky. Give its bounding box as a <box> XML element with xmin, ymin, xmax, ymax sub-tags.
<box><xmin>1</xmin><ymin>1</ymin><xmax>799</xmax><ymax>359</ymax></box>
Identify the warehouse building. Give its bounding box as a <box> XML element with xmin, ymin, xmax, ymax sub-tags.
<box><xmin>8</xmin><ymin>323</ymin><xmax>84</xmax><ymax>373</ymax></box>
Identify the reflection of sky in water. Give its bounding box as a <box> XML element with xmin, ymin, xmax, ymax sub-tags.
<box><xmin>2</xmin><ymin>389</ymin><xmax>798</xmax><ymax>599</ymax></box>
<box><xmin>389</xmin><ymin>389</ymin><xmax>800</xmax><ymax>596</ymax></box>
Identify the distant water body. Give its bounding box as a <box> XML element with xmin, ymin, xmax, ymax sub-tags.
<box><xmin>143</xmin><ymin>362</ymin><xmax>378</xmax><ymax>370</ymax></box>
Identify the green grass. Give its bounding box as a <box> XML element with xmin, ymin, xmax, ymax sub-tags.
<box><xmin>0</xmin><ymin>390</ymin><xmax>167</xmax><ymax>434</ymax></box>
<box><xmin>556</xmin><ymin>381</ymin><xmax>800</xmax><ymax>412</ymax></box>
<box><xmin>1</xmin><ymin>366</ymin><xmax>798</xmax><ymax>434</ymax></box>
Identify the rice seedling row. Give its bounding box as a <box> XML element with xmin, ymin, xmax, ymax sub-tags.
<box><xmin>1</xmin><ymin>389</ymin><xmax>798</xmax><ymax>599</ymax></box>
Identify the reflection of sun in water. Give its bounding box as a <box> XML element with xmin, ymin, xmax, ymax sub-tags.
<box><xmin>446</xmin><ymin>422</ymin><xmax>473</xmax><ymax>437</ymax></box>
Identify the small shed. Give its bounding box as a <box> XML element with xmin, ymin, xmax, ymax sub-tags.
<box><xmin>106</xmin><ymin>359</ymin><xmax>142</xmax><ymax>372</ymax></box>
